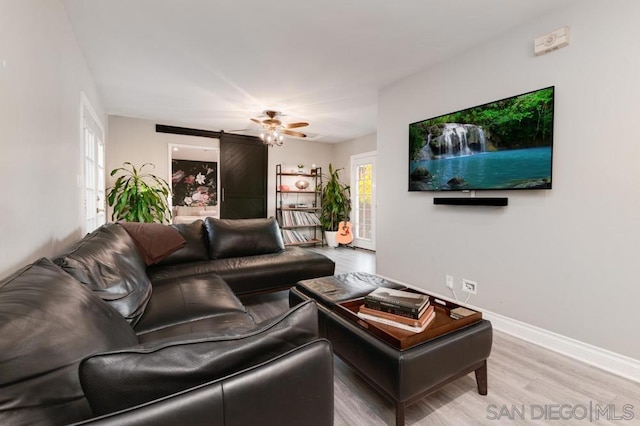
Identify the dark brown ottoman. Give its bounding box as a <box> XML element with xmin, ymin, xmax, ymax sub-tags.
<box><xmin>289</xmin><ymin>272</ymin><xmax>492</xmax><ymax>426</ymax></box>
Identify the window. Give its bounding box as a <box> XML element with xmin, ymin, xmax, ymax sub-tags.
<box><xmin>82</xmin><ymin>96</ymin><xmax>105</xmax><ymax>232</ymax></box>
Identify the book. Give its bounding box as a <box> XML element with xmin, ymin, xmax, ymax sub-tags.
<box><xmin>364</xmin><ymin>287</ymin><xmax>430</xmax><ymax>319</ymax></box>
<box><xmin>359</xmin><ymin>304</ymin><xmax>434</xmax><ymax>327</ymax></box>
<box><xmin>364</xmin><ymin>298</ymin><xmax>430</xmax><ymax>319</ymax></box>
<box><xmin>357</xmin><ymin>309</ymin><xmax>436</xmax><ymax>333</ymax></box>
<box><xmin>450</xmin><ymin>306</ymin><xmax>476</xmax><ymax>319</ymax></box>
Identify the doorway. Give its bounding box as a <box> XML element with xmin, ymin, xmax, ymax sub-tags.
<box><xmin>350</xmin><ymin>151</ymin><xmax>376</xmax><ymax>251</ymax></box>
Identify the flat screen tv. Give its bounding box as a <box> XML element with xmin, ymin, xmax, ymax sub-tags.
<box><xmin>409</xmin><ymin>86</ymin><xmax>554</xmax><ymax>191</ymax></box>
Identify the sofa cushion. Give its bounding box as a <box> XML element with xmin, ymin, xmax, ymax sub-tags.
<box><xmin>156</xmin><ymin>220</ymin><xmax>209</xmax><ymax>265</ymax></box>
<box><xmin>133</xmin><ymin>274</ymin><xmax>250</xmax><ymax>337</ymax></box>
<box><xmin>119</xmin><ymin>221</ymin><xmax>186</xmax><ymax>265</ymax></box>
<box><xmin>53</xmin><ymin>223</ymin><xmax>152</xmax><ymax>325</ymax></box>
<box><xmin>204</xmin><ymin>217</ymin><xmax>285</xmax><ymax>259</ymax></box>
<box><xmin>0</xmin><ymin>258</ymin><xmax>138</xmax><ymax>425</ymax></box>
<box><xmin>79</xmin><ymin>301</ymin><xmax>320</xmax><ymax>415</ymax></box>
<box><xmin>136</xmin><ymin>313</ymin><xmax>256</xmax><ymax>343</ymax></box>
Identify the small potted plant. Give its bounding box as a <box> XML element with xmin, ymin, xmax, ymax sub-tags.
<box><xmin>318</xmin><ymin>164</ymin><xmax>350</xmax><ymax>247</ymax></box>
<box><xmin>107</xmin><ymin>162</ymin><xmax>172</xmax><ymax>223</ymax></box>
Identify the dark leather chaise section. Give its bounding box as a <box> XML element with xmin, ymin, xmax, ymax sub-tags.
<box><xmin>148</xmin><ymin>247</ymin><xmax>336</xmax><ymax>295</ymax></box>
<box><xmin>147</xmin><ymin>218</ymin><xmax>335</xmax><ymax>295</ymax></box>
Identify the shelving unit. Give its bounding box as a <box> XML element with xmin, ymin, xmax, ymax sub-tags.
<box><xmin>276</xmin><ymin>164</ymin><xmax>323</xmax><ymax>246</ymax></box>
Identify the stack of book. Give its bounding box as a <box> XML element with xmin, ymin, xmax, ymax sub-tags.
<box><xmin>358</xmin><ymin>287</ymin><xmax>435</xmax><ymax>333</ymax></box>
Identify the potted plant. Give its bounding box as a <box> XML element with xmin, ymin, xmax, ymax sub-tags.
<box><xmin>107</xmin><ymin>162</ymin><xmax>172</xmax><ymax>223</ymax></box>
<box><xmin>318</xmin><ymin>164</ymin><xmax>350</xmax><ymax>247</ymax></box>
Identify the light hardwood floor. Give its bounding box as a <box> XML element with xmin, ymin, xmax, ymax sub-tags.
<box><xmin>241</xmin><ymin>247</ymin><xmax>639</xmax><ymax>425</ymax></box>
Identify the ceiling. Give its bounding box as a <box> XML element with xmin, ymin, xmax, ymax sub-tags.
<box><xmin>62</xmin><ymin>0</ymin><xmax>574</xmax><ymax>143</ymax></box>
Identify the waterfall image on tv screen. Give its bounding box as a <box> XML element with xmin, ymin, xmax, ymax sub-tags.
<box><xmin>409</xmin><ymin>86</ymin><xmax>554</xmax><ymax>191</ymax></box>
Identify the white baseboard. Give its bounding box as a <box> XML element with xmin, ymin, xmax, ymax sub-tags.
<box><xmin>483</xmin><ymin>309</ymin><xmax>640</xmax><ymax>383</ymax></box>
<box><xmin>376</xmin><ymin>275</ymin><xmax>640</xmax><ymax>383</ymax></box>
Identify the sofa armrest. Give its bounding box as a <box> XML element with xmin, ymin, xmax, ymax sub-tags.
<box><xmin>79</xmin><ymin>300</ymin><xmax>321</xmax><ymax>416</ymax></box>
<box><xmin>72</xmin><ymin>339</ymin><xmax>334</xmax><ymax>426</ymax></box>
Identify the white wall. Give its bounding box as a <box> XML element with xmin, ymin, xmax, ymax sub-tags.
<box><xmin>332</xmin><ymin>133</ymin><xmax>377</xmax><ymax>175</ymax></box>
<box><xmin>377</xmin><ymin>0</ymin><xmax>640</xmax><ymax>360</ymax></box>
<box><xmin>108</xmin><ymin>116</ymin><xmax>335</xmax><ymax>219</ymax></box>
<box><xmin>107</xmin><ymin>116</ymin><xmax>218</xmax><ymax>186</ymax></box>
<box><xmin>0</xmin><ymin>0</ymin><xmax>105</xmax><ymax>279</ymax></box>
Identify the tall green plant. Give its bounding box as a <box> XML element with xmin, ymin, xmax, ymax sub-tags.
<box><xmin>107</xmin><ymin>162</ymin><xmax>171</xmax><ymax>223</ymax></box>
<box><xmin>319</xmin><ymin>164</ymin><xmax>350</xmax><ymax>231</ymax></box>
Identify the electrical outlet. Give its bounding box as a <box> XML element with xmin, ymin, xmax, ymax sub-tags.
<box><xmin>462</xmin><ymin>279</ymin><xmax>477</xmax><ymax>295</ymax></box>
<box><xmin>446</xmin><ymin>275</ymin><xmax>454</xmax><ymax>289</ymax></box>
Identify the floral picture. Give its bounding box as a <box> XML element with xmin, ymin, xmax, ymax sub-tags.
<box><xmin>171</xmin><ymin>160</ymin><xmax>218</xmax><ymax>206</ymax></box>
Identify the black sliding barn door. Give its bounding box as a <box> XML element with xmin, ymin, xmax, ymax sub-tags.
<box><xmin>220</xmin><ymin>133</ymin><xmax>268</xmax><ymax>219</ymax></box>
<box><xmin>155</xmin><ymin>125</ymin><xmax>267</xmax><ymax>219</ymax></box>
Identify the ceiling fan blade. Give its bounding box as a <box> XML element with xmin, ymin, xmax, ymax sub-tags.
<box><xmin>285</xmin><ymin>122</ymin><xmax>309</xmax><ymax>129</ymax></box>
<box><xmin>282</xmin><ymin>129</ymin><xmax>307</xmax><ymax>138</ymax></box>
<box><xmin>250</xmin><ymin>118</ymin><xmax>262</xmax><ymax>125</ymax></box>
<box><xmin>263</xmin><ymin>118</ymin><xmax>282</xmax><ymax>126</ymax></box>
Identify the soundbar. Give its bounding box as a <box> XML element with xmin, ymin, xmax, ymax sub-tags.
<box><xmin>433</xmin><ymin>197</ymin><xmax>508</xmax><ymax>206</ymax></box>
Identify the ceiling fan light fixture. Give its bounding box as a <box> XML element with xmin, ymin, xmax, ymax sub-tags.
<box><xmin>253</xmin><ymin>110</ymin><xmax>306</xmax><ymax>147</ymax></box>
<box><xmin>261</xmin><ymin>128</ymin><xmax>284</xmax><ymax>147</ymax></box>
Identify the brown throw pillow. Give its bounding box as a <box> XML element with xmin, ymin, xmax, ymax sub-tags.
<box><xmin>120</xmin><ymin>222</ymin><xmax>186</xmax><ymax>265</ymax></box>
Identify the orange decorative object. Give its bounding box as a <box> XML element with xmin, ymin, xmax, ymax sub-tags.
<box><xmin>335</xmin><ymin>221</ymin><xmax>353</xmax><ymax>244</ymax></box>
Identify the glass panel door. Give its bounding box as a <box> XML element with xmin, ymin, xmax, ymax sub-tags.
<box><xmin>351</xmin><ymin>152</ymin><xmax>376</xmax><ymax>250</ymax></box>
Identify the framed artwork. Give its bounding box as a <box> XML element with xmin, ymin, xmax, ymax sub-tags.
<box><xmin>171</xmin><ymin>160</ymin><xmax>218</xmax><ymax>206</ymax></box>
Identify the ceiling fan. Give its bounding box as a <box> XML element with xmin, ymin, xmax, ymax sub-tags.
<box><xmin>251</xmin><ymin>110</ymin><xmax>308</xmax><ymax>146</ymax></box>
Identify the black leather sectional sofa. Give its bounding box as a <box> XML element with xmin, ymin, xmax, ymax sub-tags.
<box><xmin>0</xmin><ymin>217</ymin><xmax>336</xmax><ymax>426</ymax></box>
